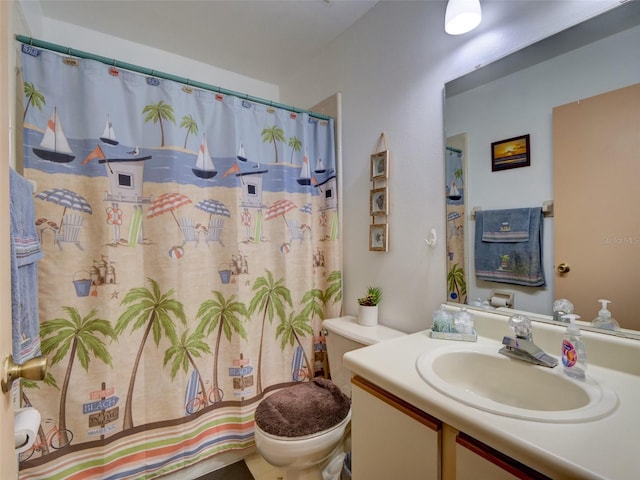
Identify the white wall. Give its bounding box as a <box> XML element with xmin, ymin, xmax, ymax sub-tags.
<box><xmin>15</xmin><ymin>2</ymin><xmax>279</xmax><ymax>102</ymax></box>
<box><xmin>278</xmin><ymin>0</ymin><xmax>621</xmax><ymax>333</ymax></box>
<box><xmin>446</xmin><ymin>24</ymin><xmax>640</xmax><ymax>315</ymax></box>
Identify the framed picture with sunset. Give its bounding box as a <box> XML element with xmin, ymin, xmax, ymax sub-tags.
<box><xmin>491</xmin><ymin>134</ymin><xmax>530</xmax><ymax>171</ymax></box>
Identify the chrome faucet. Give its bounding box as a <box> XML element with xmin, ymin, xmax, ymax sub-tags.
<box><xmin>499</xmin><ymin>314</ymin><xmax>558</xmax><ymax>368</ymax></box>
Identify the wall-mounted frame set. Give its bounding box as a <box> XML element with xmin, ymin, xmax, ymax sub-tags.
<box><xmin>369</xmin><ymin>134</ymin><xmax>389</xmax><ymax>251</ymax></box>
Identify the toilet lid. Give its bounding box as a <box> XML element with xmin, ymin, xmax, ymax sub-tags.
<box><xmin>255</xmin><ymin>378</ymin><xmax>350</xmax><ymax>437</ymax></box>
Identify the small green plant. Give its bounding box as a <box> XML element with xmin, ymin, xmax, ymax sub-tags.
<box><xmin>357</xmin><ymin>286</ymin><xmax>382</xmax><ymax>306</ymax></box>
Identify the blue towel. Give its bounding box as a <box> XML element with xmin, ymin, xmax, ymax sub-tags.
<box><xmin>10</xmin><ymin>168</ymin><xmax>44</xmax><ymax>364</ymax></box>
<box><xmin>481</xmin><ymin>208</ymin><xmax>531</xmax><ymax>242</ymax></box>
<box><xmin>474</xmin><ymin>207</ymin><xmax>545</xmax><ymax>287</ymax></box>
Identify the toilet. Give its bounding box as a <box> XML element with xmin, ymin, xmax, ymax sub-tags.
<box><xmin>254</xmin><ymin>315</ymin><xmax>405</xmax><ymax>480</ymax></box>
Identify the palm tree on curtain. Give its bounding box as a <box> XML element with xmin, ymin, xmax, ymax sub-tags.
<box><xmin>180</xmin><ymin>114</ymin><xmax>199</xmax><ymax>149</ymax></box>
<box><xmin>300</xmin><ymin>288</ymin><xmax>327</xmax><ymax>321</ymax></box>
<box><xmin>115</xmin><ymin>277</ymin><xmax>186</xmax><ymax>429</ymax></box>
<box><xmin>276</xmin><ymin>312</ymin><xmax>314</xmax><ymax>378</ymax></box>
<box><xmin>288</xmin><ymin>136</ymin><xmax>302</xmax><ymax>164</ymax></box>
<box><xmin>39</xmin><ymin>307</ymin><xmax>115</xmax><ymax>446</ymax></box>
<box><xmin>447</xmin><ymin>264</ymin><xmax>467</xmax><ymax>304</ymax></box>
<box><xmin>324</xmin><ymin>270</ymin><xmax>343</xmax><ymax>316</ymax></box>
<box><xmin>195</xmin><ymin>291</ymin><xmax>248</xmax><ymax>400</ymax></box>
<box><xmin>23</xmin><ymin>81</ymin><xmax>45</xmax><ymax>120</ymax></box>
<box><xmin>261</xmin><ymin>125</ymin><xmax>286</xmax><ymax>163</ymax></box>
<box><xmin>163</xmin><ymin>329</ymin><xmax>211</xmax><ymax>401</ymax></box>
<box><xmin>248</xmin><ymin>270</ymin><xmax>292</xmax><ymax>395</ymax></box>
<box><xmin>142</xmin><ymin>100</ymin><xmax>175</xmax><ymax>147</ymax></box>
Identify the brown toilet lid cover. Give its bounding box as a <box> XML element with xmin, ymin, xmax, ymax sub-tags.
<box><xmin>255</xmin><ymin>378</ymin><xmax>351</xmax><ymax>437</ymax></box>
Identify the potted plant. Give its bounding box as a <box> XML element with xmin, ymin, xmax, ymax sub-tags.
<box><xmin>357</xmin><ymin>286</ymin><xmax>381</xmax><ymax>326</ymax></box>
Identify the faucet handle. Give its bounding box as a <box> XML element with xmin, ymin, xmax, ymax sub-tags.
<box><xmin>509</xmin><ymin>314</ymin><xmax>532</xmax><ymax>341</ymax></box>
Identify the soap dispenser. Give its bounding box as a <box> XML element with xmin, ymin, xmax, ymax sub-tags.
<box><xmin>561</xmin><ymin>314</ymin><xmax>587</xmax><ymax>379</ymax></box>
<box><xmin>591</xmin><ymin>299</ymin><xmax>620</xmax><ymax>331</ymax></box>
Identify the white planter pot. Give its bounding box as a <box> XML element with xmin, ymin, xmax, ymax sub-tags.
<box><xmin>358</xmin><ymin>305</ymin><xmax>379</xmax><ymax>326</ymax></box>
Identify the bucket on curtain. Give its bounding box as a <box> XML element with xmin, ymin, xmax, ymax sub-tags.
<box><xmin>19</xmin><ymin>43</ymin><xmax>342</xmax><ymax>480</ymax></box>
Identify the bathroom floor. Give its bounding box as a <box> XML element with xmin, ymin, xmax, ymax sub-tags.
<box><xmin>245</xmin><ymin>452</ymin><xmax>286</xmax><ymax>479</ymax></box>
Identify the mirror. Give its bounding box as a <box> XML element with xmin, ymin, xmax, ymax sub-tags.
<box><xmin>444</xmin><ymin>1</ymin><xmax>640</xmax><ymax>336</ymax></box>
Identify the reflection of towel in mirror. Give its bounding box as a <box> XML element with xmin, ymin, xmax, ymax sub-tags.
<box><xmin>10</xmin><ymin>169</ymin><xmax>44</xmax><ymax>364</ymax></box>
<box><xmin>475</xmin><ymin>207</ymin><xmax>545</xmax><ymax>287</ymax></box>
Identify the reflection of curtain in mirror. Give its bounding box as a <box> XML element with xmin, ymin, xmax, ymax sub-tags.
<box><xmin>446</xmin><ymin>140</ymin><xmax>467</xmax><ymax>304</ymax></box>
<box><xmin>20</xmin><ymin>45</ymin><xmax>341</xmax><ymax>479</ymax></box>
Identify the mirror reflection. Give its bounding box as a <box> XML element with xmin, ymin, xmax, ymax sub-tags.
<box><xmin>444</xmin><ymin>1</ymin><xmax>640</xmax><ymax>334</ymax></box>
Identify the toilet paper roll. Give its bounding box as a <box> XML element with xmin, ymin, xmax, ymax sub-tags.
<box><xmin>14</xmin><ymin>407</ymin><xmax>41</xmax><ymax>453</ymax></box>
<box><xmin>490</xmin><ymin>296</ymin><xmax>508</xmax><ymax>308</ymax></box>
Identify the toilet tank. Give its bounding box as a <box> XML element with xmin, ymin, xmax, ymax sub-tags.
<box><xmin>322</xmin><ymin>316</ymin><xmax>405</xmax><ymax>396</ymax></box>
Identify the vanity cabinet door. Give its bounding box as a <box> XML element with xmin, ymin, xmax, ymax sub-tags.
<box><xmin>455</xmin><ymin>432</ymin><xmax>551</xmax><ymax>480</ymax></box>
<box><xmin>351</xmin><ymin>376</ymin><xmax>441</xmax><ymax>480</ymax></box>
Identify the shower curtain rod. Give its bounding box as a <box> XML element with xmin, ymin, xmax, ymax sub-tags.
<box><xmin>16</xmin><ymin>34</ymin><xmax>331</xmax><ymax>121</ymax></box>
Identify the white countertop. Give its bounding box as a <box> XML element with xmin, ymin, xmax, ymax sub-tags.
<box><xmin>343</xmin><ymin>324</ymin><xmax>640</xmax><ymax>479</ymax></box>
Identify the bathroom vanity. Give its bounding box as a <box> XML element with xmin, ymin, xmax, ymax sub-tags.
<box><xmin>344</xmin><ymin>307</ymin><xmax>640</xmax><ymax>479</ymax></box>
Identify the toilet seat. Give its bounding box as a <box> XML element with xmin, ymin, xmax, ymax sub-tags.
<box><xmin>255</xmin><ymin>410</ymin><xmax>351</xmax><ymax>441</ymax></box>
<box><xmin>255</xmin><ymin>378</ymin><xmax>350</xmax><ymax>438</ymax></box>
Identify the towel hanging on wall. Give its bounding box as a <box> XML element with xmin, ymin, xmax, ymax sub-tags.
<box><xmin>10</xmin><ymin>168</ymin><xmax>44</xmax><ymax>364</ymax></box>
<box><xmin>474</xmin><ymin>207</ymin><xmax>545</xmax><ymax>287</ymax></box>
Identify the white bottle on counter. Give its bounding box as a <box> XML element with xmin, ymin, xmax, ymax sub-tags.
<box><xmin>591</xmin><ymin>299</ymin><xmax>620</xmax><ymax>331</ymax></box>
<box><xmin>561</xmin><ymin>314</ymin><xmax>586</xmax><ymax>379</ymax></box>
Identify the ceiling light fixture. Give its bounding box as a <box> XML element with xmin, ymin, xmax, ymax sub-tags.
<box><xmin>445</xmin><ymin>0</ymin><xmax>482</xmax><ymax>35</ymax></box>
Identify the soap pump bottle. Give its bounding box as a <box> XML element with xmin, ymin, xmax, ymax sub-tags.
<box><xmin>561</xmin><ymin>314</ymin><xmax>586</xmax><ymax>379</ymax></box>
<box><xmin>591</xmin><ymin>299</ymin><xmax>620</xmax><ymax>331</ymax></box>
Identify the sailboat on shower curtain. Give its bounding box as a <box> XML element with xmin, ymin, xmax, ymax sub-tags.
<box><xmin>237</xmin><ymin>143</ymin><xmax>248</xmax><ymax>162</ymax></box>
<box><xmin>192</xmin><ymin>134</ymin><xmax>217</xmax><ymax>179</ymax></box>
<box><xmin>99</xmin><ymin>114</ymin><xmax>119</xmax><ymax>145</ymax></box>
<box><xmin>297</xmin><ymin>150</ymin><xmax>311</xmax><ymax>185</ymax></box>
<box><xmin>33</xmin><ymin>107</ymin><xmax>75</xmax><ymax>163</ymax></box>
<box><xmin>447</xmin><ymin>180</ymin><xmax>461</xmax><ymax>200</ymax></box>
<box><xmin>314</xmin><ymin>156</ymin><xmax>326</xmax><ymax>174</ymax></box>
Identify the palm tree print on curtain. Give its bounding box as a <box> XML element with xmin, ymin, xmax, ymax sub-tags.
<box><xmin>19</xmin><ymin>44</ymin><xmax>341</xmax><ymax>480</ymax></box>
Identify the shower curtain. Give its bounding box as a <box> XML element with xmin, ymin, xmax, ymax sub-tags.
<box><xmin>19</xmin><ymin>44</ymin><xmax>341</xmax><ymax>479</ymax></box>
<box><xmin>445</xmin><ymin>147</ymin><xmax>466</xmax><ymax>304</ymax></box>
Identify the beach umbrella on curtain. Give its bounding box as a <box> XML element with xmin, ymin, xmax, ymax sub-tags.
<box><xmin>147</xmin><ymin>192</ymin><xmax>193</xmax><ymax>227</ymax></box>
<box><xmin>300</xmin><ymin>203</ymin><xmax>312</xmax><ymax>215</ymax></box>
<box><xmin>447</xmin><ymin>211</ymin><xmax>463</xmax><ymax>238</ymax></box>
<box><xmin>265</xmin><ymin>199</ymin><xmax>297</xmax><ymax>227</ymax></box>
<box><xmin>195</xmin><ymin>199</ymin><xmax>231</xmax><ymax>225</ymax></box>
<box><xmin>35</xmin><ymin>187</ymin><xmax>93</xmax><ymax>229</ymax></box>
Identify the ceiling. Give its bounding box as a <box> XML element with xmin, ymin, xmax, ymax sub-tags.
<box><xmin>35</xmin><ymin>0</ymin><xmax>624</xmax><ymax>87</ymax></box>
<box><xmin>38</xmin><ymin>0</ymin><xmax>380</xmax><ymax>85</ymax></box>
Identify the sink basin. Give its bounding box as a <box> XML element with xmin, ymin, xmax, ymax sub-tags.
<box><xmin>416</xmin><ymin>343</ymin><xmax>618</xmax><ymax>423</ymax></box>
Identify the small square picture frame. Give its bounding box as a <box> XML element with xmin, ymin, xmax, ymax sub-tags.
<box><xmin>491</xmin><ymin>134</ymin><xmax>531</xmax><ymax>172</ymax></box>
<box><xmin>370</xmin><ymin>187</ymin><xmax>388</xmax><ymax>216</ymax></box>
<box><xmin>369</xmin><ymin>224</ymin><xmax>388</xmax><ymax>252</ymax></box>
<box><xmin>370</xmin><ymin>150</ymin><xmax>389</xmax><ymax>181</ymax></box>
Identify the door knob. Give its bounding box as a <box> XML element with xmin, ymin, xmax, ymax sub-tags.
<box><xmin>1</xmin><ymin>355</ymin><xmax>48</xmax><ymax>393</ymax></box>
<box><xmin>557</xmin><ymin>263</ymin><xmax>571</xmax><ymax>274</ymax></box>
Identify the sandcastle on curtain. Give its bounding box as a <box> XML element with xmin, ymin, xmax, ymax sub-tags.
<box><xmin>19</xmin><ymin>44</ymin><xmax>341</xmax><ymax>479</ymax></box>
